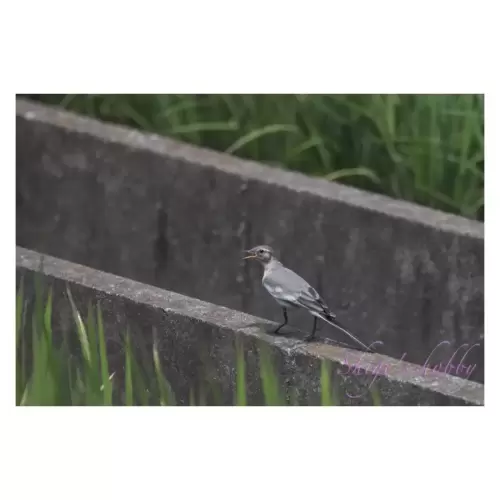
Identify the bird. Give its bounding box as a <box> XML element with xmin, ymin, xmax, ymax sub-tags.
<box><xmin>242</xmin><ymin>244</ymin><xmax>373</xmax><ymax>352</ymax></box>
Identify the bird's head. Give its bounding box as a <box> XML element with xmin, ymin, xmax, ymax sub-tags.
<box><xmin>242</xmin><ymin>245</ymin><xmax>274</xmax><ymax>264</ymax></box>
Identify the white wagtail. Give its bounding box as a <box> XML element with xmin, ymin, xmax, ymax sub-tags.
<box><xmin>243</xmin><ymin>245</ymin><xmax>373</xmax><ymax>352</ymax></box>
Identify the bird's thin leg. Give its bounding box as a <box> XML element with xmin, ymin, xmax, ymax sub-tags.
<box><xmin>274</xmin><ymin>308</ymin><xmax>288</xmax><ymax>334</ymax></box>
<box><xmin>305</xmin><ymin>317</ymin><xmax>318</xmax><ymax>342</ymax></box>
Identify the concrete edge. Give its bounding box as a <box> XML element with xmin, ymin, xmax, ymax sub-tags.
<box><xmin>15</xmin><ymin>98</ymin><xmax>484</xmax><ymax>240</ymax></box>
<box><xmin>16</xmin><ymin>246</ymin><xmax>484</xmax><ymax>406</ymax></box>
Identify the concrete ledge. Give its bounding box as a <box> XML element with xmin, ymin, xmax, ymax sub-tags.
<box><xmin>16</xmin><ymin>247</ymin><xmax>484</xmax><ymax>406</ymax></box>
<box><xmin>16</xmin><ymin>99</ymin><xmax>484</xmax><ymax>383</ymax></box>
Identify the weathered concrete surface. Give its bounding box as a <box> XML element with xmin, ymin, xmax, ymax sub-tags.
<box><xmin>16</xmin><ymin>247</ymin><xmax>484</xmax><ymax>406</ymax></box>
<box><xmin>16</xmin><ymin>99</ymin><xmax>484</xmax><ymax>383</ymax></box>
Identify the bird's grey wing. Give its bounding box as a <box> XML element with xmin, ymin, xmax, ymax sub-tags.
<box><xmin>262</xmin><ymin>267</ymin><xmax>307</xmax><ymax>307</ymax></box>
<box><xmin>296</xmin><ymin>284</ymin><xmax>335</xmax><ymax>318</ymax></box>
<box><xmin>264</xmin><ymin>267</ymin><xmax>333</xmax><ymax>316</ymax></box>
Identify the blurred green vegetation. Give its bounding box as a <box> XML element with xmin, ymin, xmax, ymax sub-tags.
<box><xmin>16</xmin><ymin>278</ymin><xmax>382</xmax><ymax>406</ymax></box>
<box><xmin>27</xmin><ymin>94</ymin><xmax>484</xmax><ymax>221</ymax></box>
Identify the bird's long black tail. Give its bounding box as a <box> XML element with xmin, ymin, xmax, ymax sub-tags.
<box><xmin>320</xmin><ymin>312</ymin><xmax>374</xmax><ymax>353</ymax></box>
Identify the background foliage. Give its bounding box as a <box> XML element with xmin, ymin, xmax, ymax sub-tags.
<box><xmin>28</xmin><ymin>94</ymin><xmax>484</xmax><ymax>221</ymax></box>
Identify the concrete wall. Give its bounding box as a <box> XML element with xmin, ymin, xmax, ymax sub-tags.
<box><xmin>16</xmin><ymin>247</ymin><xmax>484</xmax><ymax>406</ymax></box>
<box><xmin>16</xmin><ymin>99</ymin><xmax>484</xmax><ymax>383</ymax></box>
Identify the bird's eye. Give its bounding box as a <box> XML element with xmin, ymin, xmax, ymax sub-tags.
<box><xmin>258</xmin><ymin>249</ymin><xmax>264</xmax><ymax>254</ymax></box>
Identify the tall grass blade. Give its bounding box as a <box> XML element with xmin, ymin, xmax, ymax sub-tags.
<box><xmin>84</xmin><ymin>302</ymin><xmax>103</xmax><ymax>403</ymax></box>
<box><xmin>226</xmin><ymin>124</ymin><xmax>298</xmax><ymax>155</ymax></box>
<box><xmin>325</xmin><ymin>167</ymin><xmax>381</xmax><ymax>185</ymax></box>
<box><xmin>129</xmin><ymin>350</ymin><xmax>150</xmax><ymax>406</ymax></box>
<box><xmin>286</xmin><ymin>136</ymin><xmax>323</xmax><ymax>162</ymax></box>
<box><xmin>189</xmin><ymin>387</ymin><xmax>196</xmax><ymax>406</ymax></box>
<box><xmin>16</xmin><ymin>281</ymin><xmax>25</xmax><ymax>403</ymax></box>
<box><xmin>28</xmin><ymin>299</ymin><xmax>55</xmax><ymax>405</ymax></box>
<box><xmin>42</xmin><ymin>288</ymin><xmax>53</xmax><ymax>351</ymax></box>
<box><xmin>235</xmin><ymin>338</ymin><xmax>247</xmax><ymax>406</ymax></box>
<box><xmin>152</xmin><ymin>330</ymin><xmax>176</xmax><ymax>406</ymax></box>
<box><xmin>370</xmin><ymin>383</ymin><xmax>383</xmax><ymax>406</ymax></box>
<box><xmin>170</xmin><ymin>121</ymin><xmax>238</xmax><ymax>136</ymax></box>
<box><xmin>97</xmin><ymin>304</ymin><xmax>113</xmax><ymax>405</ymax></box>
<box><xmin>34</xmin><ymin>273</ymin><xmax>45</xmax><ymax>342</ymax></box>
<box><xmin>320</xmin><ymin>360</ymin><xmax>335</xmax><ymax>406</ymax></box>
<box><xmin>124</xmin><ymin>330</ymin><xmax>134</xmax><ymax>406</ymax></box>
<box><xmin>66</xmin><ymin>286</ymin><xmax>91</xmax><ymax>365</ymax></box>
<box><xmin>86</xmin><ymin>302</ymin><xmax>99</xmax><ymax>369</ymax></box>
<box><xmin>198</xmin><ymin>383</ymin><xmax>207</xmax><ymax>406</ymax></box>
<box><xmin>16</xmin><ymin>278</ymin><xmax>24</xmax><ymax>341</ymax></box>
<box><xmin>258</xmin><ymin>343</ymin><xmax>285</xmax><ymax>406</ymax></box>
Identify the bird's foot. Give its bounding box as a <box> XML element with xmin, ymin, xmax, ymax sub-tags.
<box><xmin>304</xmin><ymin>334</ymin><xmax>315</xmax><ymax>342</ymax></box>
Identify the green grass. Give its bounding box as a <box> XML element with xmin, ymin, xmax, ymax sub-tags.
<box><xmin>26</xmin><ymin>94</ymin><xmax>484</xmax><ymax>220</ymax></box>
<box><xmin>16</xmin><ymin>280</ymin><xmax>382</xmax><ymax>406</ymax></box>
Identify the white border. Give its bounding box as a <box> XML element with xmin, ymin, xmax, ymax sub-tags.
<box><xmin>3</xmin><ymin>1</ymin><xmax>494</xmax><ymax>499</ymax></box>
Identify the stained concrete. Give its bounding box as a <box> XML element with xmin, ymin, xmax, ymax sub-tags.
<box><xmin>16</xmin><ymin>99</ymin><xmax>484</xmax><ymax>383</ymax></box>
<box><xmin>16</xmin><ymin>247</ymin><xmax>484</xmax><ymax>406</ymax></box>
